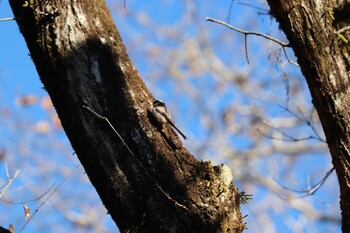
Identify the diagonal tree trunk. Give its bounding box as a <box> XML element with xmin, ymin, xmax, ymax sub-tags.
<box><xmin>266</xmin><ymin>1</ymin><xmax>350</xmax><ymax>232</ymax></box>
<box><xmin>9</xmin><ymin>0</ymin><xmax>243</xmax><ymax>232</ymax></box>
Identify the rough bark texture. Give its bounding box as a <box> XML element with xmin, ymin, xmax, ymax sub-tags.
<box><xmin>266</xmin><ymin>0</ymin><xmax>350</xmax><ymax>232</ymax></box>
<box><xmin>9</xmin><ymin>0</ymin><xmax>243</xmax><ymax>232</ymax></box>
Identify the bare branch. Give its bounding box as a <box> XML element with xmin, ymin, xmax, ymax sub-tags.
<box><xmin>280</xmin><ymin>105</ymin><xmax>326</xmax><ymax>143</ymax></box>
<box><xmin>282</xmin><ymin>46</ymin><xmax>299</xmax><ymax>66</ymax></box>
<box><xmin>206</xmin><ymin>17</ymin><xmax>299</xmax><ymax>66</ymax></box>
<box><xmin>18</xmin><ymin>165</ymin><xmax>80</xmax><ymax>233</ymax></box>
<box><xmin>0</xmin><ymin>184</ymin><xmax>55</xmax><ymax>204</ymax></box>
<box><xmin>0</xmin><ymin>170</ymin><xmax>20</xmax><ymax>198</ymax></box>
<box><xmin>276</xmin><ymin>167</ymin><xmax>335</xmax><ymax>199</ymax></box>
<box><xmin>335</xmin><ymin>25</ymin><xmax>350</xmax><ymax>34</ymax></box>
<box><xmin>206</xmin><ymin>17</ymin><xmax>288</xmax><ymax>46</ymax></box>
<box><xmin>0</xmin><ymin>17</ymin><xmax>17</xmax><ymax>22</ymax></box>
<box><xmin>244</xmin><ymin>34</ymin><xmax>249</xmax><ymax>64</ymax></box>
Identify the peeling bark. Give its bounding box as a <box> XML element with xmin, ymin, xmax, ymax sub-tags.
<box><xmin>266</xmin><ymin>0</ymin><xmax>350</xmax><ymax>232</ymax></box>
<box><xmin>9</xmin><ymin>0</ymin><xmax>243</xmax><ymax>232</ymax></box>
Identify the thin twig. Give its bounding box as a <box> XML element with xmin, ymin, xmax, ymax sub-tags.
<box><xmin>0</xmin><ymin>17</ymin><xmax>16</xmax><ymax>22</ymax></box>
<box><xmin>18</xmin><ymin>165</ymin><xmax>80</xmax><ymax>233</ymax></box>
<box><xmin>335</xmin><ymin>25</ymin><xmax>350</xmax><ymax>34</ymax></box>
<box><xmin>206</xmin><ymin>17</ymin><xmax>288</xmax><ymax>46</ymax></box>
<box><xmin>282</xmin><ymin>46</ymin><xmax>299</xmax><ymax>66</ymax></box>
<box><xmin>276</xmin><ymin>167</ymin><xmax>335</xmax><ymax>199</ymax></box>
<box><xmin>0</xmin><ymin>170</ymin><xmax>20</xmax><ymax>198</ymax></box>
<box><xmin>244</xmin><ymin>34</ymin><xmax>249</xmax><ymax>64</ymax></box>
<box><xmin>206</xmin><ymin>17</ymin><xmax>299</xmax><ymax>66</ymax></box>
<box><xmin>226</xmin><ymin>0</ymin><xmax>235</xmax><ymax>23</ymax></box>
<box><xmin>280</xmin><ymin>105</ymin><xmax>326</xmax><ymax>143</ymax></box>
<box><xmin>0</xmin><ymin>184</ymin><xmax>55</xmax><ymax>204</ymax></box>
<box><xmin>83</xmin><ymin>105</ymin><xmax>189</xmax><ymax>210</ymax></box>
<box><xmin>123</xmin><ymin>0</ymin><xmax>130</xmax><ymax>15</ymax></box>
<box><xmin>83</xmin><ymin>106</ymin><xmax>134</xmax><ymax>157</ymax></box>
<box><xmin>257</xmin><ymin>125</ymin><xmax>319</xmax><ymax>142</ymax></box>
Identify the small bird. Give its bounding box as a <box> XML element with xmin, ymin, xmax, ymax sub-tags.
<box><xmin>151</xmin><ymin>100</ymin><xmax>187</xmax><ymax>140</ymax></box>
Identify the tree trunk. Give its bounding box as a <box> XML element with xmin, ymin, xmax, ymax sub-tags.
<box><xmin>266</xmin><ymin>0</ymin><xmax>350</xmax><ymax>232</ymax></box>
<box><xmin>9</xmin><ymin>0</ymin><xmax>242</xmax><ymax>232</ymax></box>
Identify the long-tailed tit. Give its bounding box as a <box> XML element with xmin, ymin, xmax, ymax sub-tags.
<box><xmin>151</xmin><ymin>100</ymin><xmax>187</xmax><ymax>140</ymax></box>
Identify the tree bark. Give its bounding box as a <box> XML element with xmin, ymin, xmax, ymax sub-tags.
<box><xmin>0</xmin><ymin>226</ymin><xmax>11</xmax><ymax>233</ymax></box>
<box><xmin>9</xmin><ymin>0</ymin><xmax>242</xmax><ymax>232</ymax></box>
<box><xmin>266</xmin><ymin>0</ymin><xmax>350</xmax><ymax>232</ymax></box>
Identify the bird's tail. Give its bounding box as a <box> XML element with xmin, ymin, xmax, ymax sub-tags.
<box><xmin>172</xmin><ymin>125</ymin><xmax>187</xmax><ymax>140</ymax></box>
